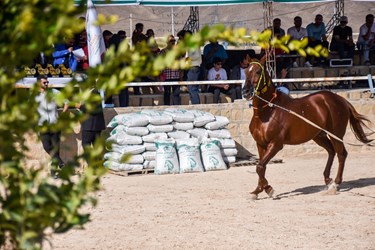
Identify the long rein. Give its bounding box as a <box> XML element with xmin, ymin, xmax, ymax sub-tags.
<box><xmin>249</xmin><ymin>62</ymin><xmax>372</xmax><ymax>147</ymax></box>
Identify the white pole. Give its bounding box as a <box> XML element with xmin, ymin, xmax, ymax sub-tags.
<box><xmin>130</xmin><ymin>13</ymin><xmax>133</xmax><ymax>46</ymax></box>
<box><xmin>171</xmin><ymin>7</ymin><xmax>175</xmax><ymax>36</ymax></box>
<box><xmin>368</xmin><ymin>74</ymin><xmax>375</xmax><ymax>96</ymax></box>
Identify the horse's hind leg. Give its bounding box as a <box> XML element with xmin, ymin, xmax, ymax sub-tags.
<box><xmin>313</xmin><ymin>133</ymin><xmax>335</xmax><ymax>185</ymax></box>
<box><xmin>331</xmin><ymin>140</ymin><xmax>348</xmax><ymax>185</ymax></box>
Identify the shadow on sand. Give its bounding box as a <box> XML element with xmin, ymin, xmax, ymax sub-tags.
<box><xmin>272</xmin><ymin>177</ymin><xmax>375</xmax><ymax>200</ymax></box>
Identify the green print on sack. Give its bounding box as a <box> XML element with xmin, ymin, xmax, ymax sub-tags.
<box><xmin>209</xmin><ymin>156</ymin><xmax>219</xmax><ymax>168</ymax></box>
<box><xmin>188</xmin><ymin>158</ymin><xmax>197</xmax><ymax>170</ymax></box>
<box><xmin>165</xmin><ymin>160</ymin><xmax>175</xmax><ymax>171</ymax></box>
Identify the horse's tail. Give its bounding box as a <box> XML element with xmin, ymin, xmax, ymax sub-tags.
<box><xmin>347</xmin><ymin>100</ymin><xmax>374</xmax><ymax>144</ymax></box>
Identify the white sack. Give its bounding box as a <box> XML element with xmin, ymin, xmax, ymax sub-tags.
<box><xmin>154</xmin><ymin>139</ymin><xmax>180</xmax><ymax>175</ymax></box>
<box><xmin>176</xmin><ymin>138</ymin><xmax>204</xmax><ymax>173</ymax></box>
<box><xmin>141</xmin><ymin>109</ymin><xmax>173</xmax><ymax>125</ymax></box>
<box><xmin>103</xmin><ymin>161</ymin><xmax>143</xmax><ymax>172</ymax></box>
<box><xmin>147</xmin><ymin>124</ymin><xmax>174</xmax><ymax>133</ymax></box>
<box><xmin>142</xmin><ymin>132</ymin><xmax>168</xmax><ymax>143</ymax></box>
<box><xmin>168</xmin><ymin>131</ymin><xmax>191</xmax><ymax>140</ymax></box>
<box><xmin>200</xmin><ymin>138</ymin><xmax>227</xmax><ymax>171</ymax></box>
<box><xmin>207</xmin><ymin>129</ymin><xmax>232</xmax><ymax>139</ymax></box>
<box><xmin>164</xmin><ymin>108</ymin><xmax>195</xmax><ymax>122</ymax></box>
<box><xmin>173</xmin><ymin>121</ymin><xmax>194</xmax><ymax>131</ymax></box>
<box><xmin>204</xmin><ymin>116</ymin><xmax>230</xmax><ymax>130</ymax></box>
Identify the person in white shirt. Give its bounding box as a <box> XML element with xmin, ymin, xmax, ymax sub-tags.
<box><xmin>177</xmin><ymin>30</ymin><xmax>203</xmax><ymax>104</ymax></box>
<box><xmin>35</xmin><ymin>75</ymin><xmax>69</xmax><ymax>177</ymax></box>
<box><xmin>357</xmin><ymin>14</ymin><xmax>375</xmax><ymax>66</ymax></box>
<box><xmin>287</xmin><ymin>16</ymin><xmax>308</xmax><ymax>67</ymax></box>
<box><xmin>207</xmin><ymin>57</ymin><xmax>231</xmax><ymax>103</ymax></box>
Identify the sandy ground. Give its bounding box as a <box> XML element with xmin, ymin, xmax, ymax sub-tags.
<box><xmin>47</xmin><ymin>151</ymin><xmax>375</xmax><ymax>250</ymax></box>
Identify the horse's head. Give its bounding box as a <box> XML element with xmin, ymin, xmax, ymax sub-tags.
<box><xmin>242</xmin><ymin>54</ymin><xmax>269</xmax><ymax>100</ymax></box>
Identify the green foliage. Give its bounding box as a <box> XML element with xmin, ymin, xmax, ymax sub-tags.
<box><xmin>0</xmin><ymin>1</ymin><xmax>319</xmax><ymax>249</ymax></box>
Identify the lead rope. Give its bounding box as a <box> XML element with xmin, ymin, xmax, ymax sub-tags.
<box><xmin>254</xmin><ymin>94</ymin><xmax>373</xmax><ymax>147</ymax></box>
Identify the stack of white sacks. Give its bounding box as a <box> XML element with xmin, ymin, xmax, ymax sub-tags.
<box><xmin>104</xmin><ymin>108</ymin><xmax>238</xmax><ymax>174</ymax></box>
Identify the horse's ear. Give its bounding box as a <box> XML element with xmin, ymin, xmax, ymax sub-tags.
<box><xmin>245</xmin><ymin>54</ymin><xmax>252</xmax><ymax>63</ymax></box>
<box><xmin>260</xmin><ymin>54</ymin><xmax>267</xmax><ymax>65</ymax></box>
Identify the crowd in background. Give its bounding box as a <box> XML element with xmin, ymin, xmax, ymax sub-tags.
<box><xmin>35</xmin><ymin>13</ymin><xmax>375</xmax><ymax>107</ymax></box>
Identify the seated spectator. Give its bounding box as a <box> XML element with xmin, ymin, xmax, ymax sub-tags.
<box><xmin>287</xmin><ymin>16</ymin><xmax>308</xmax><ymax>67</ymax></box>
<box><xmin>203</xmin><ymin>40</ymin><xmax>228</xmax><ymax>70</ymax></box>
<box><xmin>160</xmin><ymin>35</ymin><xmax>182</xmax><ymax>105</ymax></box>
<box><xmin>357</xmin><ymin>14</ymin><xmax>375</xmax><ymax>66</ymax></box>
<box><xmin>208</xmin><ymin>57</ymin><xmax>238</xmax><ymax>104</ymax></box>
<box><xmin>272</xmin><ymin>18</ymin><xmax>286</xmax><ymax>37</ymax></box>
<box><xmin>52</xmin><ymin>37</ymin><xmax>79</xmax><ymax>72</ymax></box>
<box><xmin>261</xmin><ymin>18</ymin><xmax>288</xmax><ymax>75</ymax></box>
<box><xmin>229</xmin><ymin>55</ymin><xmax>248</xmax><ymax>100</ymax></box>
<box><xmin>306</xmin><ymin>14</ymin><xmax>329</xmax><ymax>67</ymax></box>
<box><xmin>330</xmin><ymin>16</ymin><xmax>355</xmax><ymax>59</ymax></box>
<box><xmin>272</xmin><ymin>18</ymin><xmax>288</xmax><ymax>75</ymax></box>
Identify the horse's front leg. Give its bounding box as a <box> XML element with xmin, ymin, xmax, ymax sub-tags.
<box><xmin>251</xmin><ymin>142</ymin><xmax>283</xmax><ymax>200</ymax></box>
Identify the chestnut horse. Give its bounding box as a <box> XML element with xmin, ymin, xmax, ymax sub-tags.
<box><xmin>242</xmin><ymin>55</ymin><xmax>373</xmax><ymax>199</ymax></box>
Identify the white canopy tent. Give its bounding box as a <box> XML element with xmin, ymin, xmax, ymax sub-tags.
<box><xmin>76</xmin><ymin>0</ymin><xmax>335</xmax><ymax>6</ymax></box>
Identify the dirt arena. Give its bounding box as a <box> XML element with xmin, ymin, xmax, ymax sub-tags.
<box><xmin>47</xmin><ymin>151</ymin><xmax>375</xmax><ymax>250</ymax></box>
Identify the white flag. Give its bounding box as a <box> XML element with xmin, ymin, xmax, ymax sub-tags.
<box><xmin>86</xmin><ymin>0</ymin><xmax>106</xmax><ymax>67</ymax></box>
<box><xmin>86</xmin><ymin>0</ymin><xmax>112</xmax><ymax>107</ymax></box>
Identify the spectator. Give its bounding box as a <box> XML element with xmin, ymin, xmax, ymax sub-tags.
<box><xmin>357</xmin><ymin>14</ymin><xmax>375</xmax><ymax>66</ymax></box>
<box><xmin>131</xmin><ymin>23</ymin><xmax>147</xmax><ymax>47</ymax></box>
<box><xmin>131</xmin><ymin>23</ymin><xmax>147</xmax><ymax>95</ymax></box>
<box><xmin>160</xmin><ymin>35</ymin><xmax>182</xmax><ymax>105</ymax></box>
<box><xmin>77</xmin><ymin>29</ymin><xmax>89</xmax><ymax>71</ymax></box>
<box><xmin>207</xmin><ymin>57</ymin><xmax>234</xmax><ymax>104</ymax></box>
<box><xmin>229</xmin><ymin>54</ymin><xmax>249</xmax><ymax>100</ymax></box>
<box><xmin>272</xmin><ymin>18</ymin><xmax>288</xmax><ymax>74</ymax></box>
<box><xmin>139</xmin><ymin>28</ymin><xmax>161</xmax><ymax>95</ymax></box>
<box><xmin>330</xmin><ymin>16</ymin><xmax>355</xmax><ymax>60</ymax></box>
<box><xmin>178</xmin><ymin>30</ymin><xmax>202</xmax><ymax>105</ymax></box>
<box><xmin>287</xmin><ymin>16</ymin><xmax>308</xmax><ymax>67</ymax></box>
<box><xmin>306</xmin><ymin>14</ymin><xmax>329</xmax><ymax>67</ymax></box>
<box><xmin>33</xmin><ymin>51</ymin><xmax>51</xmax><ymax>69</ymax></box>
<box><xmin>108</xmin><ymin>34</ymin><xmax>129</xmax><ymax>107</ymax></box>
<box><xmin>261</xmin><ymin>18</ymin><xmax>288</xmax><ymax>75</ymax></box>
<box><xmin>117</xmin><ymin>30</ymin><xmax>127</xmax><ymax>42</ymax></box>
<box><xmin>272</xmin><ymin>18</ymin><xmax>286</xmax><ymax>37</ymax></box>
<box><xmin>35</xmin><ymin>75</ymin><xmax>68</xmax><ymax>177</ymax></box>
<box><xmin>52</xmin><ymin>37</ymin><xmax>79</xmax><ymax>72</ymax></box>
<box><xmin>102</xmin><ymin>30</ymin><xmax>113</xmax><ymax>49</ymax></box>
<box><xmin>146</xmin><ymin>29</ymin><xmax>160</xmax><ymax>54</ymax></box>
<box><xmin>203</xmin><ymin>39</ymin><xmax>228</xmax><ymax>70</ymax></box>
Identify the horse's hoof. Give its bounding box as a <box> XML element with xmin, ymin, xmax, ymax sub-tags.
<box><xmin>266</xmin><ymin>188</ymin><xmax>275</xmax><ymax>198</ymax></box>
<box><xmin>326</xmin><ymin>182</ymin><xmax>338</xmax><ymax>195</ymax></box>
<box><xmin>249</xmin><ymin>193</ymin><xmax>258</xmax><ymax>200</ymax></box>
<box><xmin>325</xmin><ymin>178</ymin><xmax>333</xmax><ymax>186</ymax></box>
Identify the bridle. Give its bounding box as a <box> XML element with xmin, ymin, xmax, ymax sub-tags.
<box><xmin>247</xmin><ymin>61</ymin><xmax>277</xmax><ymax>109</ymax></box>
